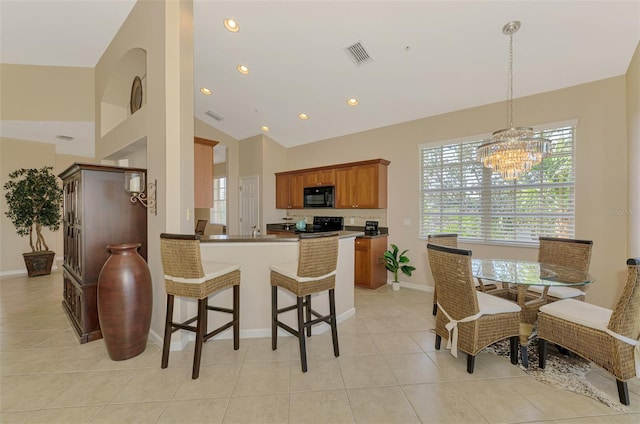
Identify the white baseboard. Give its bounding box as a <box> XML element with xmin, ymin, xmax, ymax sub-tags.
<box><xmin>0</xmin><ymin>262</ymin><xmax>60</xmax><ymax>277</ymax></box>
<box><xmin>386</xmin><ymin>280</ymin><xmax>434</xmax><ymax>293</ymax></box>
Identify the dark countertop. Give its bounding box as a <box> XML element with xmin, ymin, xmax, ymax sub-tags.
<box><xmin>267</xmin><ymin>223</ymin><xmax>389</xmax><ymax>240</ymax></box>
<box><xmin>200</xmin><ymin>230</ymin><xmax>363</xmax><ymax>243</ymax></box>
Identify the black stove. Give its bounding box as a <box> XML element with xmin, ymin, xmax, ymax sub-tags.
<box><xmin>295</xmin><ymin>216</ymin><xmax>343</xmax><ymax>233</ymax></box>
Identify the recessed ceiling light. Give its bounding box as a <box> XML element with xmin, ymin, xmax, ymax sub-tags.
<box><xmin>223</xmin><ymin>18</ymin><xmax>239</xmax><ymax>33</ymax></box>
<box><xmin>236</xmin><ymin>65</ymin><xmax>250</xmax><ymax>75</ymax></box>
<box><xmin>200</xmin><ymin>87</ymin><xmax>212</xmax><ymax>95</ymax></box>
<box><xmin>261</xmin><ymin>126</ymin><xmax>270</xmax><ymax>132</ymax></box>
<box><xmin>298</xmin><ymin>113</ymin><xmax>309</xmax><ymax>120</ymax></box>
<box><xmin>347</xmin><ymin>98</ymin><xmax>359</xmax><ymax>106</ymax></box>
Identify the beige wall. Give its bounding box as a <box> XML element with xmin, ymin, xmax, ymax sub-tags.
<box><xmin>627</xmin><ymin>42</ymin><xmax>640</xmax><ymax>258</ymax></box>
<box><xmin>283</xmin><ymin>77</ymin><xmax>629</xmax><ymax>308</ymax></box>
<box><xmin>0</xmin><ymin>64</ymin><xmax>94</xmax><ymax>121</ymax></box>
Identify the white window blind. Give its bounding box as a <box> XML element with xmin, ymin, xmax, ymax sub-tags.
<box><xmin>420</xmin><ymin>125</ymin><xmax>575</xmax><ymax>245</ymax></box>
<box><xmin>211</xmin><ymin>177</ymin><xmax>227</xmax><ymax>225</ymax></box>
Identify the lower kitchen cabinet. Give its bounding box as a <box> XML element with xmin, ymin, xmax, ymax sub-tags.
<box><xmin>355</xmin><ymin>235</ymin><xmax>388</xmax><ymax>289</ymax></box>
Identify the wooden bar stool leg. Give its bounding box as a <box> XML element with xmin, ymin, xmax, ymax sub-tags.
<box><xmin>297</xmin><ymin>296</ymin><xmax>308</xmax><ymax>372</ymax></box>
<box><xmin>329</xmin><ymin>288</ymin><xmax>339</xmax><ymax>357</ymax></box>
<box><xmin>271</xmin><ymin>286</ymin><xmax>278</xmax><ymax>351</ymax></box>
<box><xmin>233</xmin><ymin>285</ymin><xmax>240</xmax><ymax>350</ymax></box>
<box><xmin>161</xmin><ymin>294</ymin><xmax>174</xmax><ymax>369</ymax></box>
<box><xmin>305</xmin><ymin>294</ymin><xmax>312</xmax><ymax>337</ymax></box>
<box><xmin>192</xmin><ymin>298</ymin><xmax>208</xmax><ymax>379</ymax></box>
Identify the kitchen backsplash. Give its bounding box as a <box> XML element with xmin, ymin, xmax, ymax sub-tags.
<box><xmin>283</xmin><ymin>209</ymin><xmax>387</xmax><ymax>227</ymax></box>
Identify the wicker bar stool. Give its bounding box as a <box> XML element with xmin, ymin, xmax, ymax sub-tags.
<box><xmin>271</xmin><ymin>233</ymin><xmax>339</xmax><ymax>373</ymax></box>
<box><xmin>427</xmin><ymin>233</ymin><xmax>496</xmax><ymax>316</ymax></box>
<box><xmin>159</xmin><ymin>233</ymin><xmax>240</xmax><ymax>379</ymax></box>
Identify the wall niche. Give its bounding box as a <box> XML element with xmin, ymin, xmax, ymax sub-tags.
<box><xmin>100</xmin><ymin>48</ymin><xmax>147</xmax><ymax>137</ymax></box>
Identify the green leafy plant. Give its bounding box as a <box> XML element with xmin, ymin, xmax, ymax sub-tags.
<box><xmin>4</xmin><ymin>167</ymin><xmax>63</xmax><ymax>252</ymax></box>
<box><xmin>383</xmin><ymin>243</ymin><xmax>416</xmax><ymax>282</ymax></box>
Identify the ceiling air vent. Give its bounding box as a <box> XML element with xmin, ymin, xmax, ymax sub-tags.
<box><xmin>205</xmin><ymin>110</ymin><xmax>223</xmax><ymax>121</ymax></box>
<box><xmin>55</xmin><ymin>135</ymin><xmax>74</xmax><ymax>141</ymax></box>
<box><xmin>344</xmin><ymin>41</ymin><xmax>372</xmax><ymax>67</ymax></box>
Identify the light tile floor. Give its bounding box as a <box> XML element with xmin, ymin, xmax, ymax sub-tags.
<box><xmin>1</xmin><ymin>270</ymin><xmax>640</xmax><ymax>423</ymax></box>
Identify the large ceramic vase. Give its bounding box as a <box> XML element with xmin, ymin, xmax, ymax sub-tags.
<box><xmin>97</xmin><ymin>243</ymin><xmax>152</xmax><ymax>360</ymax></box>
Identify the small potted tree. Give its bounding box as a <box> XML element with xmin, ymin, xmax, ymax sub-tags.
<box><xmin>383</xmin><ymin>243</ymin><xmax>416</xmax><ymax>291</ymax></box>
<box><xmin>4</xmin><ymin>166</ymin><xmax>63</xmax><ymax>276</ymax></box>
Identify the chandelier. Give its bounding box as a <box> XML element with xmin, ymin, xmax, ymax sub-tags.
<box><xmin>477</xmin><ymin>21</ymin><xmax>551</xmax><ymax>180</ymax></box>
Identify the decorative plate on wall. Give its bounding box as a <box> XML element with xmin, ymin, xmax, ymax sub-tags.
<box><xmin>130</xmin><ymin>76</ymin><xmax>143</xmax><ymax>114</ymax></box>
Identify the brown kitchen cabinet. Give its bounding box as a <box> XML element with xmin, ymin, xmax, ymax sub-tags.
<box><xmin>275</xmin><ymin>173</ymin><xmax>305</xmax><ymax>209</ymax></box>
<box><xmin>276</xmin><ymin>158</ymin><xmax>389</xmax><ymax>209</ymax></box>
<box><xmin>355</xmin><ymin>235</ymin><xmax>388</xmax><ymax>289</ymax></box>
<box><xmin>335</xmin><ymin>160</ymin><xmax>389</xmax><ymax>209</ymax></box>
<box><xmin>194</xmin><ymin>137</ymin><xmax>217</xmax><ymax>208</ymax></box>
<box><xmin>304</xmin><ymin>168</ymin><xmax>335</xmax><ymax>187</ymax></box>
<box><xmin>59</xmin><ymin>163</ymin><xmax>148</xmax><ymax>343</ymax></box>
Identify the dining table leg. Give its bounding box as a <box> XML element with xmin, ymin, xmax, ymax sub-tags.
<box><xmin>517</xmin><ymin>285</ymin><xmax>533</xmax><ymax>368</ymax></box>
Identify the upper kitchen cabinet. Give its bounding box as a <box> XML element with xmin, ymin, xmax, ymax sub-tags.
<box><xmin>195</xmin><ymin>137</ymin><xmax>217</xmax><ymax>208</ymax></box>
<box><xmin>276</xmin><ymin>159</ymin><xmax>390</xmax><ymax>209</ymax></box>
<box><xmin>275</xmin><ymin>173</ymin><xmax>305</xmax><ymax>209</ymax></box>
<box><xmin>304</xmin><ymin>168</ymin><xmax>335</xmax><ymax>187</ymax></box>
<box><xmin>335</xmin><ymin>159</ymin><xmax>389</xmax><ymax>209</ymax></box>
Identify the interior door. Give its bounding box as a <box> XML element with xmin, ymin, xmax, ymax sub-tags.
<box><xmin>239</xmin><ymin>175</ymin><xmax>259</xmax><ymax>235</ymax></box>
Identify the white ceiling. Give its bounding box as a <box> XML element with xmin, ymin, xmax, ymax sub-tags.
<box><xmin>1</xmin><ymin>0</ymin><xmax>639</xmax><ymax>150</ymax></box>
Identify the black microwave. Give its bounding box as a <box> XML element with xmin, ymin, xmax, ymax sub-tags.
<box><xmin>303</xmin><ymin>186</ymin><xmax>335</xmax><ymax>208</ymax></box>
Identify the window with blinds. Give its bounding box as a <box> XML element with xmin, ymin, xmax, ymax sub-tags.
<box><xmin>420</xmin><ymin>124</ymin><xmax>575</xmax><ymax>246</ymax></box>
<box><xmin>211</xmin><ymin>177</ymin><xmax>227</xmax><ymax>225</ymax></box>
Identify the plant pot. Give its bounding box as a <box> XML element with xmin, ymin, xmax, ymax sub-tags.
<box><xmin>23</xmin><ymin>251</ymin><xmax>55</xmax><ymax>277</ymax></box>
<box><xmin>392</xmin><ymin>281</ymin><xmax>400</xmax><ymax>291</ymax></box>
<box><xmin>97</xmin><ymin>243</ymin><xmax>152</xmax><ymax>361</ymax></box>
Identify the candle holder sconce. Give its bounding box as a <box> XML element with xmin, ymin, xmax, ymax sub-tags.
<box><xmin>124</xmin><ymin>171</ymin><xmax>157</xmax><ymax>215</ymax></box>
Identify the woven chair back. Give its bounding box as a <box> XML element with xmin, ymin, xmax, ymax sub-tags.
<box><xmin>608</xmin><ymin>259</ymin><xmax>640</xmax><ymax>340</ymax></box>
<box><xmin>427</xmin><ymin>233</ymin><xmax>458</xmax><ymax>248</ymax></box>
<box><xmin>159</xmin><ymin>233</ymin><xmax>205</xmax><ymax>279</ymax></box>
<box><xmin>538</xmin><ymin>237</ymin><xmax>592</xmax><ymax>272</ymax></box>
<box><xmin>427</xmin><ymin>243</ymin><xmax>479</xmax><ymax>319</ymax></box>
<box><xmin>296</xmin><ymin>235</ymin><xmax>339</xmax><ymax>278</ymax></box>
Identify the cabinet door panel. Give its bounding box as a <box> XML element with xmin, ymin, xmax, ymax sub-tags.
<box><xmin>304</xmin><ymin>169</ymin><xmax>336</xmax><ymax>187</ymax></box>
<box><xmin>275</xmin><ymin>174</ymin><xmax>291</xmax><ymax>209</ymax></box>
<box><xmin>290</xmin><ymin>174</ymin><xmax>306</xmax><ymax>208</ymax></box>
<box><xmin>335</xmin><ymin>168</ymin><xmax>355</xmax><ymax>208</ymax></box>
<box><xmin>194</xmin><ymin>141</ymin><xmax>214</xmax><ymax>208</ymax></box>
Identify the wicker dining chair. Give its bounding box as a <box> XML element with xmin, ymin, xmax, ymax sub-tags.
<box><xmin>271</xmin><ymin>233</ymin><xmax>340</xmax><ymax>373</ymax></box>
<box><xmin>538</xmin><ymin>258</ymin><xmax>640</xmax><ymax>405</ymax></box>
<box><xmin>528</xmin><ymin>237</ymin><xmax>593</xmax><ymax>302</ymax></box>
<box><xmin>159</xmin><ymin>233</ymin><xmax>240</xmax><ymax>379</ymax></box>
<box><xmin>427</xmin><ymin>233</ymin><xmax>496</xmax><ymax>316</ymax></box>
<box><xmin>427</xmin><ymin>243</ymin><xmax>521</xmax><ymax>373</ymax></box>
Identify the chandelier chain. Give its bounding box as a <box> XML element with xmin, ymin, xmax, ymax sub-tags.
<box><xmin>508</xmin><ymin>31</ymin><xmax>514</xmax><ymax>128</ymax></box>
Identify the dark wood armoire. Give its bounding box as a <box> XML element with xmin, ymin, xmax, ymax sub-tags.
<box><xmin>59</xmin><ymin>163</ymin><xmax>148</xmax><ymax>343</ymax></box>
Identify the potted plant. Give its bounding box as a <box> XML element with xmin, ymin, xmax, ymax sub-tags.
<box><xmin>383</xmin><ymin>243</ymin><xmax>416</xmax><ymax>291</ymax></box>
<box><xmin>4</xmin><ymin>166</ymin><xmax>63</xmax><ymax>276</ymax></box>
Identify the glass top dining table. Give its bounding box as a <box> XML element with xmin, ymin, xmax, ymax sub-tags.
<box><xmin>471</xmin><ymin>258</ymin><xmax>593</xmax><ymax>367</ymax></box>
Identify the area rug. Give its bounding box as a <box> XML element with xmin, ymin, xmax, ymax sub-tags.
<box><xmin>486</xmin><ymin>338</ymin><xmax>629</xmax><ymax>412</ymax></box>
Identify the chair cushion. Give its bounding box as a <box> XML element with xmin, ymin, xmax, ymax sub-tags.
<box><xmin>527</xmin><ymin>285</ymin><xmax>584</xmax><ymax>299</ymax></box>
<box><xmin>271</xmin><ymin>262</ymin><xmax>336</xmax><ymax>283</ymax></box>
<box><xmin>539</xmin><ymin>298</ymin><xmax>612</xmax><ymax>332</ymax></box>
<box><xmin>165</xmin><ymin>262</ymin><xmax>240</xmax><ymax>284</ymax></box>
<box><xmin>477</xmin><ymin>291</ymin><xmax>521</xmax><ymax>314</ymax></box>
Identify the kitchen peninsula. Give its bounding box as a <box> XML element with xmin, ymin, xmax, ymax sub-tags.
<box><xmin>198</xmin><ymin>231</ymin><xmax>362</xmax><ymax>338</ymax></box>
